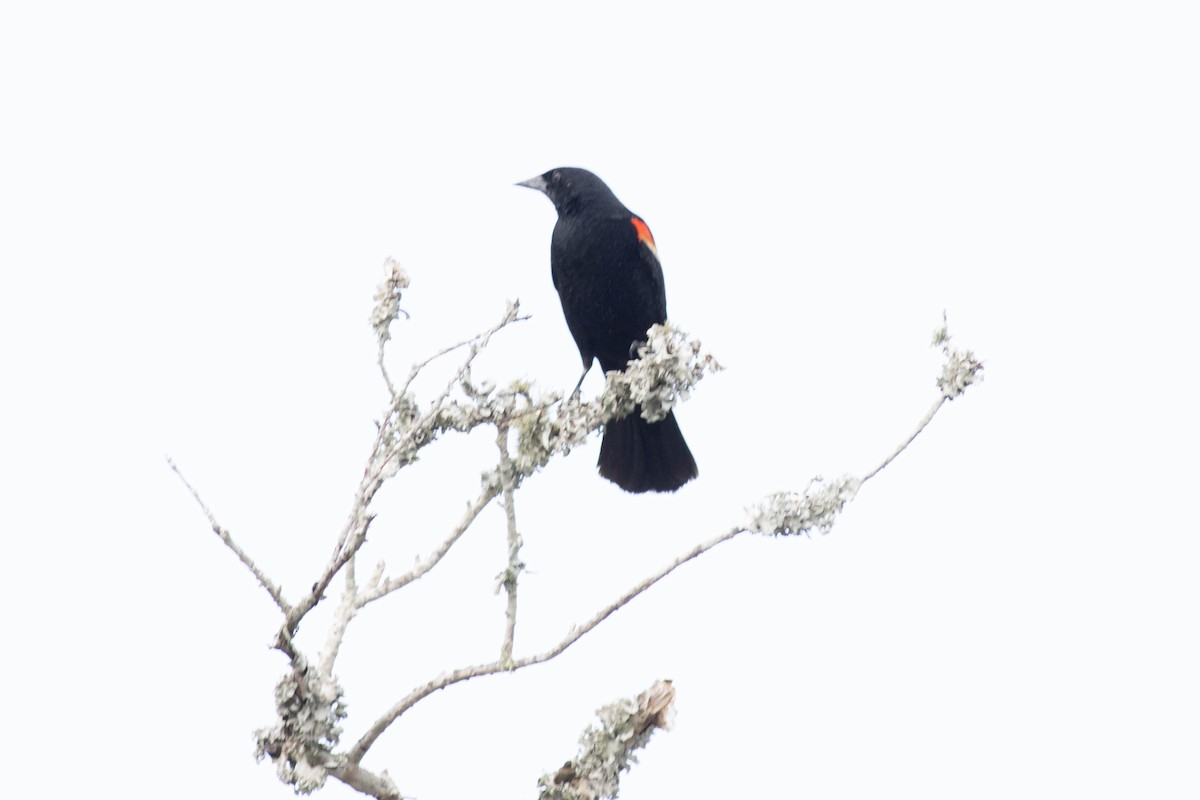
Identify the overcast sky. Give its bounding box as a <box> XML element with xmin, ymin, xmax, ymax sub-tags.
<box><xmin>2</xmin><ymin>2</ymin><xmax>1197</xmax><ymax>798</ymax></box>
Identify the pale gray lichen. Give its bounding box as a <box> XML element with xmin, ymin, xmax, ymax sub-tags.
<box><xmin>366</xmin><ymin>321</ymin><xmax>718</xmax><ymax>496</ymax></box>
<box><xmin>370</xmin><ymin>257</ymin><xmax>410</xmax><ymax>347</ymax></box>
<box><xmin>932</xmin><ymin>313</ymin><xmax>983</xmax><ymax>399</ymax></box>
<box><xmin>745</xmin><ymin>475</ymin><xmax>862</xmax><ymax>536</ymax></box>
<box><xmin>511</xmin><ymin>323</ymin><xmax>721</xmax><ymax>481</ymax></box>
<box><xmin>538</xmin><ymin>680</ymin><xmax>676</xmax><ymax>800</ymax></box>
<box><xmin>621</xmin><ymin>324</ymin><xmax>721</xmax><ymax>423</ymax></box>
<box><xmin>254</xmin><ymin>657</ymin><xmax>349</xmax><ymax>795</ymax></box>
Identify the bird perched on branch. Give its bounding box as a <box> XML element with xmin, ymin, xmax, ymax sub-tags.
<box><xmin>518</xmin><ymin>167</ymin><xmax>697</xmax><ymax>493</ymax></box>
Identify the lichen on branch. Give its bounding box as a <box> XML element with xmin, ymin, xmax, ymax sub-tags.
<box><xmin>255</xmin><ymin>656</ymin><xmax>349</xmax><ymax>794</ymax></box>
<box><xmin>511</xmin><ymin>323</ymin><xmax>722</xmax><ymax>479</ymax></box>
<box><xmin>933</xmin><ymin>313</ymin><xmax>984</xmax><ymax>399</ymax></box>
<box><xmin>538</xmin><ymin>680</ymin><xmax>677</xmax><ymax>800</ymax></box>
<box><xmin>746</xmin><ymin>475</ymin><xmax>862</xmax><ymax>537</ymax></box>
<box><xmin>370</xmin><ymin>257</ymin><xmax>410</xmax><ymax>348</ymax></box>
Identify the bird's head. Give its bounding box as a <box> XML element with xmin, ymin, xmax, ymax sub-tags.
<box><xmin>517</xmin><ymin>167</ymin><xmax>621</xmax><ymax>216</ymax></box>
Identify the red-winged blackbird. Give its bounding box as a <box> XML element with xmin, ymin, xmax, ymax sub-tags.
<box><xmin>518</xmin><ymin>167</ymin><xmax>698</xmax><ymax>493</ymax></box>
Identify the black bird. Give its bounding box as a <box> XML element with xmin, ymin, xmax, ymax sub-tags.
<box><xmin>518</xmin><ymin>167</ymin><xmax>698</xmax><ymax>493</ymax></box>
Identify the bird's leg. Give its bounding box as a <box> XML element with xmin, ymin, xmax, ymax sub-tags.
<box><xmin>569</xmin><ymin>366</ymin><xmax>591</xmax><ymax>402</ymax></box>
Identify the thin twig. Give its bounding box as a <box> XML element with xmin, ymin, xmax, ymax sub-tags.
<box><xmin>861</xmin><ymin>395</ymin><xmax>947</xmax><ymax>483</ymax></box>
<box><xmin>328</xmin><ymin>434</ymin><xmax>398</xmax><ymax>566</ymax></box>
<box><xmin>319</xmin><ymin>553</ymin><xmax>359</xmax><ymax>679</ymax></box>
<box><xmin>333</xmin><ymin>304</ymin><xmax>525</xmax><ymax>562</ymax></box>
<box><xmin>407</xmin><ymin>305</ymin><xmax>524</xmax><ymax>453</ymax></box>
<box><xmin>497</xmin><ymin>425</ymin><xmax>522</xmax><ymax>664</ymax></box>
<box><xmin>330</xmin><ymin>762</ymin><xmax>401</xmax><ymax>800</ymax></box>
<box><xmin>356</xmin><ymin>484</ymin><xmax>501</xmax><ymax>608</ymax></box>
<box><xmin>284</xmin><ymin>514</ymin><xmax>374</xmax><ymax>642</ymax></box>
<box><xmin>399</xmin><ymin>312</ymin><xmax>531</xmax><ymax>398</ymax></box>
<box><xmin>168</xmin><ymin>458</ymin><xmax>290</xmax><ymax>614</ymax></box>
<box><xmin>344</xmin><ymin>525</ymin><xmax>742</xmax><ymax>764</ymax></box>
<box><xmin>296</xmin><ymin>304</ymin><xmax>526</xmax><ymax>647</ymax></box>
<box><xmin>377</xmin><ymin>342</ymin><xmax>397</xmax><ymax>398</ymax></box>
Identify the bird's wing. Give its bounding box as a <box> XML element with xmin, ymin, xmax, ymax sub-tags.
<box><xmin>630</xmin><ymin>216</ymin><xmax>668</xmax><ymax>319</ymax></box>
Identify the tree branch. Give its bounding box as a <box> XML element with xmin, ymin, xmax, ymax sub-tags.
<box><xmin>330</xmin><ymin>762</ymin><xmax>402</xmax><ymax>800</ymax></box>
<box><xmin>538</xmin><ymin>679</ymin><xmax>676</xmax><ymax>800</ymax></box>
<box><xmin>859</xmin><ymin>316</ymin><xmax>983</xmax><ymax>483</ymax></box>
<box><xmin>400</xmin><ymin>315</ymin><xmax>529</xmax><ymax>399</ymax></box>
<box><xmin>319</xmin><ymin>554</ymin><xmax>359</xmax><ymax>680</ymax></box>
<box><xmin>342</xmin><ymin>316</ymin><xmax>985</xmax><ymax>768</ymax></box>
<box><xmin>355</xmin><ymin>483</ymin><xmax>502</xmax><ymax>608</ymax></box>
<box><xmin>284</xmin><ymin>303</ymin><xmax>526</xmax><ymax>650</ymax></box>
<box><xmin>344</xmin><ymin>524</ymin><xmax>741</xmax><ymax>764</ymax></box>
<box><xmin>370</xmin><ymin>257</ymin><xmax>410</xmax><ymax>398</ymax></box>
<box><xmin>862</xmin><ymin>395</ymin><xmax>945</xmax><ymax>483</ymax></box>
<box><xmin>168</xmin><ymin>458</ymin><xmax>290</xmax><ymax>614</ymax></box>
<box><xmin>497</xmin><ymin>425</ymin><xmax>523</xmax><ymax>665</ymax></box>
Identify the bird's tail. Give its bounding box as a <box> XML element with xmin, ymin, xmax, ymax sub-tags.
<box><xmin>598</xmin><ymin>408</ymin><xmax>698</xmax><ymax>493</ymax></box>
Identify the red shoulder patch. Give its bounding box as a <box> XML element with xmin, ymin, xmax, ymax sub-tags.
<box><xmin>630</xmin><ymin>217</ymin><xmax>658</xmax><ymax>258</ymax></box>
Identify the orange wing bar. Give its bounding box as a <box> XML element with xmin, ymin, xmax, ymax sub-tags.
<box><xmin>630</xmin><ymin>217</ymin><xmax>658</xmax><ymax>258</ymax></box>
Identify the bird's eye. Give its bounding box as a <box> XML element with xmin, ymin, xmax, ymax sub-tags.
<box><xmin>551</xmin><ymin>171</ymin><xmax>561</xmax><ymax>183</ymax></box>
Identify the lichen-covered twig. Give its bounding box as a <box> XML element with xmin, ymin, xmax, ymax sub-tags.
<box><xmin>745</xmin><ymin>315</ymin><xmax>983</xmax><ymax>536</ymax></box>
<box><xmin>354</xmin><ymin>482</ymin><xmax>503</xmax><ymax>608</ymax></box>
<box><xmin>287</xmin><ymin>301</ymin><xmax>526</xmax><ymax>656</ymax></box>
<box><xmin>497</xmin><ymin>425</ymin><xmax>524</xmax><ymax>665</ymax></box>
<box><xmin>538</xmin><ymin>680</ymin><xmax>677</xmax><ymax>800</ymax></box>
<box><xmin>371</xmin><ymin>257</ymin><xmax>411</xmax><ymax>397</ymax></box>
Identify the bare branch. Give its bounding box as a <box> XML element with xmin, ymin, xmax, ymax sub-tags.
<box><xmin>281</xmin><ymin>514</ymin><xmax>375</xmax><ymax>649</ymax></box>
<box><xmin>410</xmin><ymin>301</ymin><xmax>526</xmax><ymax>442</ymax></box>
<box><xmin>496</xmin><ymin>425</ymin><xmax>523</xmax><ymax>665</ymax></box>
<box><xmin>377</xmin><ymin>348</ymin><xmax>397</xmax><ymax>398</ymax></box>
<box><xmin>355</xmin><ymin>483</ymin><xmax>502</xmax><ymax>608</ymax></box>
<box><xmin>319</xmin><ymin>555</ymin><xmax>359</xmax><ymax>680</ymax></box>
<box><xmin>168</xmin><ymin>458</ymin><xmax>290</xmax><ymax>614</ymax></box>
<box><xmin>399</xmin><ymin>309</ymin><xmax>531</xmax><ymax>399</ymax></box>
<box><xmin>344</xmin><ymin>525</ymin><xmax>741</xmax><ymax>764</ymax></box>
<box><xmin>861</xmin><ymin>396</ymin><xmax>946</xmax><ymax>483</ymax></box>
<box><xmin>330</xmin><ymin>763</ymin><xmax>403</xmax><ymax>800</ymax></box>
<box><xmin>861</xmin><ymin>315</ymin><xmax>983</xmax><ymax>483</ymax></box>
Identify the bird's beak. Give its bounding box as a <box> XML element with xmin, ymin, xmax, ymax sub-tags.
<box><xmin>516</xmin><ymin>175</ymin><xmax>548</xmax><ymax>193</ymax></box>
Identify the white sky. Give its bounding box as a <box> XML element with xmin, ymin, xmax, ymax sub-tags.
<box><xmin>2</xmin><ymin>2</ymin><xmax>1197</xmax><ymax>798</ymax></box>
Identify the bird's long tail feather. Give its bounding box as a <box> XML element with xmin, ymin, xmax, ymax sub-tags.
<box><xmin>597</xmin><ymin>408</ymin><xmax>697</xmax><ymax>493</ymax></box>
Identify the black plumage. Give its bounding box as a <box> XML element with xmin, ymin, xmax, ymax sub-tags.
<box><xmin>519</xmin><ymin>167</ymin><xmax>698</xmax><ymax>492</ymax></box>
